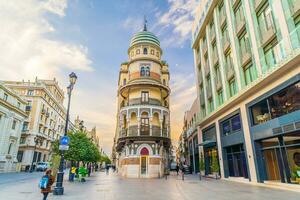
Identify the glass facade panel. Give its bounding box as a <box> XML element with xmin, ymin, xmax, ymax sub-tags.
<box><xmin>226</xmin><ymin>144</ymin><xmax>248</xmax><ymax>178</ymax></box>
<box><xmin>251</xmin><ymin>81</ymin><xmax>300</xmax><ymax>125</ymax></box>
<box><xmin>221</xmin><ymin>114</ymin><xmax>241</xmax><ymax>136</ymax></box>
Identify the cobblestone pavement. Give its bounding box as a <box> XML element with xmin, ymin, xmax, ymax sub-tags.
<box><xmin>0</xmin><ymin>171</ymin><xmax>299</xmax><ymax>200</ymax></box>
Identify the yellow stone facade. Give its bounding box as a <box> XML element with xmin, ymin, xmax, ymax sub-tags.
<box><xmin>114</xmin><ymin>24</ymin><xmax>171</xmax><ymax>178</ymax></box>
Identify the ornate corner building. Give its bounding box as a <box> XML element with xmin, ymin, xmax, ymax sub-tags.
<box><xmin>114</xmin><ymin>23</ymin><xmax>171</xmax><ymax>178</ymax></box>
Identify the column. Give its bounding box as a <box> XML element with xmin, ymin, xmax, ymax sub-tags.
<box><xmin>215</xmin><ymin>121</ymin><xmax>225</xmax><ymax>179</ymax></box>
<box><xmin>150</xmin><ymin>116</ymin><xmax>153</xmax><ymax>136</ymax></box>
<box><xmin>240</xmin><ymin>105</ymin><xmax>258</xmax><ymax>182</ymax></box>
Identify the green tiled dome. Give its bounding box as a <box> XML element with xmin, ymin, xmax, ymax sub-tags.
<box><xmin>130</xmin><ymin>30</ymin><xmax>160</xmax><ymax>47</ymax></box>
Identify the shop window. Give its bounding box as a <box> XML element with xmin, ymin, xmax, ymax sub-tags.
<box><xmin>221</xmin><ymin>114</ymin><xmax>241</xmax><ymax>136</ymax></box>
<box><xmin>250</xmin><ymin>81</ymin><xmax>300</xmax><ymax>125</ymax></box>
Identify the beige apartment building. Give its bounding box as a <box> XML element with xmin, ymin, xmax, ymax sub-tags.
<box><xmin>0</xmin><ymin>82</ymin><xmax>27</xmax><ymax>172</ymax></box>
<box><xmin>191</xmin><ymin>0</ymin><xmax>300</xmax><ymax>186</ymax></box>
<box><xmin>113</xmin><ymin>22</ymin><xmax>171</xmax><ymax>178</ymax></box>
<box><xmin>4</xmin><ymin>78</ymin><xmax>66</xmax><ymax>171</ymax></box>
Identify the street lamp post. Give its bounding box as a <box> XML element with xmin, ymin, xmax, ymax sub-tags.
<box><xmin>53</xmin><ymin>72</ymin><xmax>77</xmax><ymax>195</ymax></box>
<box><xmin>29</xmin><ymin>137</ymin><xmax>39</xmax><ymax>173</ymax></box>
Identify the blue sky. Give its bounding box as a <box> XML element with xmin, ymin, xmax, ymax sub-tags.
<box><xmin>0</xmin><ymin>0</ymin><xmax>199</xmax><ymax>154</ymax></box>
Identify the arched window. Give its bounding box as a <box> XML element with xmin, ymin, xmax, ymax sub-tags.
<box><xmin>143</xmin><ymin>48</ymin><xmax>148</xmax><ymax>55</ymax></box>
<box><xmin>140</xmin><ymin>147</ymin><xmax>149</xmax><ymax>155</ymax></box>
<box><xmin>123</xmin><ymin>79</ymin><xmax>126</xmax><ymax>86</ymax></box>
<box><xmin>145</xmin><ymin>66</ymin><xmax>150</xmax><ymax>76</ymax></box>
<box><xmin>140</xmin><ymin>66</ymin><xmax>145</xmax><ymax>76</ymax></box>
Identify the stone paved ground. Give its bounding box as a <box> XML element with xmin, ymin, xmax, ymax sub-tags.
<box><xmin>0</xmin><ymin>171</ymin><xmax>299</xmax><ymax>200</ymax></box>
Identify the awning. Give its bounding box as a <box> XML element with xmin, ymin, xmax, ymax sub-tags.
<box><xmin>198</xmin><ymin>140</ymin><xmax>216</xmax><ymax>147</ymax></box>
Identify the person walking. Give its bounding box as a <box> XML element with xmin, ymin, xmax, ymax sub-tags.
<box><xmin>70</xmin><ymin>166</ymin><xmax>76</xmax><ymax>182</ymax></box>
<box><xmin>40</xmin><ymin>169</ymin><xmax>54</xmax><ymax>200</ymax></box>
<box><xmin>176</xmin><ymin>164</ymin><xmax>179</xmax><ymax>176</ymax></box>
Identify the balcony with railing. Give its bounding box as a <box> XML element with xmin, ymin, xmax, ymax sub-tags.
<box><xmin>235</xmin><ymin>14</ymin><xmax>246</xmax><ymax>36</ymax></box>
<box><xmin>118</xmin><ymin>125</ymin><xmax>169</xmax><ymax>138</ymax></box>
<box><xmin>215</xmin><ymin>72</ymin><xmax>222</xmax><ymax>91</ymax></box>
<box><xmin>290</xmin><ymin>0</ymin><xmax>300</xmax><ymax>19</ymax></box>
<box><xmin>260</xmin><ymin>25</ymin><xmax>277</xmax><ymax>48</ymax></box>
<box><xmin>204</xmin><ymin>62</ymin><xmax>210</xmax><ymax>77</ymax></box>
<box><xmin>240</xmin><ymin>39</ymin><xmax>252</xmax><ymax>67</ymax></box>
<box><xmin>222</xmin><ymin>33</ymin><xmax>230</xmax><ymax>53</ymax></box>
<box><xmin>226</xmin><ymin>63</ymin><xmax>235</xmax><ymax>81</ymax></box>
<box><xmin>212</xmin><ymin>49</ymin><xmax>219</xmax><ymax>66</ymax></box>
<box><xmin>206</xmin><ymin>85</ymin><xmax>213</xmax><ymax>100</ymax></box>
<box><xmin>254</xmin><ymin>0</ymin><xmax>267</xmax><ymax>12</ymax></box>
<box><xmin>220</xmin><ymin>7</ymin><xmax>226</xmax><ymax>27</ymax></box>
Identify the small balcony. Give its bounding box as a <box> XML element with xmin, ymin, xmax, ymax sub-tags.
<box><xmin>198</xmin><ymin>72</ymin><xmax>203</xmax><ymax>86</ymax></box>
<box><xmin>220</xmin><ymin>9</ymin><xmax>226</xmax><ymax>28</ymax></box>
<box><xmin>290</xmin><ymin>0</ymin><xmax>300</xmax><ymax>19</ymax></box>
<box><xmin>203</xmin><ymin>43</ymin><xmax>208</xmax><ymax>56</ymax></box>
<box><xmin>204</xmin><ymin>63</ymin><xmax>210</xmax><ymax>77</ymax></box>
<box><xmin>215</xmin><ymin>74</ymin><xmax>222</xmax><ymax>91</ymax></box>
<box><xmin>241</xmin><ymin>50</ymin><xmax>252</xmax><ymax>68</ymax></box>
<box><xmin>254</xmin><ymin>0</ymin><xmax>267</xmax><ymax>13</ymax></box>
<box><xmin>206</xmin><ymin>86</ymin><xmax>213</xmax><ymax>100</ymax></box>
<box><xmin>235</xmin><ymin>16</ymin><xmax>246</xmax><ymax>37</ymax></box>
<box><xmin>211</xmin><ymin>29</ymin><xmax>216</xmax><ymax>44</ymax></box>
<box><xmin>260</xmin><ymin>26</ymin><xmax>276</xmax><ymax>47</ymax></box>
<box><xmin>125</xmin><ymin>98</ymin><xmax>163</xmax><ymax>107</ymax></box>
<box><xmin>232</xmin><ymin>0</ymin><xmax>241</xmax><ymax>9</ymax></box>
<box><xmin>212</xmin><ymin>51</ymin><xmax>219</xmax><ymax>66</ymax></box>
<box><xmin>226</xmin><ymin>66</ymin><xmax>235</xmax><ymax>81</ymax></box>
<box><xmin>223</xmin><ymin>37</ymin><xmax>230</xmax><ymax>54</ymax></box>
<box><xmin>200</xmin><ymin>92</ymin><xmax>205</xmax><ymax>107</ymax></box>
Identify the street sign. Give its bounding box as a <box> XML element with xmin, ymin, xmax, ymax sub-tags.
<box><xmin>59</xmin><ymin>145</ymin><xmax>69</xmax><ymax>151</ymax></box>
<box><xmin>60</xmin><ymin>136</ymin><xmax>70</xmax><ymax>145</ymax></box>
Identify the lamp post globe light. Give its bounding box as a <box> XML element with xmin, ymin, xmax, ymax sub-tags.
<box><xmin>53</xmin><ymin>72</ymin><xmax>77</xmax><ymax>195</ymax></box>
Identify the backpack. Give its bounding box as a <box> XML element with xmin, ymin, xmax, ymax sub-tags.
<box><xmin>39</xmin><ymin>175</ymin><xmax>49</xmax><ymax>189</ymax></box>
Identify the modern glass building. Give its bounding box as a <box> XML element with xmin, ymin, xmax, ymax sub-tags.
<box><xmin>191</xmin><ymin>0</ymin><xmax>300</xmax><ymax>185</ymax></box>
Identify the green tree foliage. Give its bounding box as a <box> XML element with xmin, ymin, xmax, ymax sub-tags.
<box><xmin>100</xmin><ymin>155</ymin><xmax>111</xmax><ymax>165</ymax></box>
<box><xmin>52</xmin><ymin>130</ymin><xmax>101</xmax><ymax>163</ymax></box>
<box><xmin>211</xmin><ymin>153</ymin><xmax>220</xmax><ymax>173</ymax></box>
<box><xmin>199</xmin><ymin>153</ymin><xmax>205</xmax><ymax>171</ymax></box>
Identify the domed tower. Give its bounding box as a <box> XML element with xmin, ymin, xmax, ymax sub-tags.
<box><xmin>114</xmin><ymin>20</ymin><xmax>171</xmax><ymax>178</ymax></box>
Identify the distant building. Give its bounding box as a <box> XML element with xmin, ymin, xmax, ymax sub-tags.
<box><xmin>192</xmin><ymin>0</ymin><xmax>300</xmax><ymax>184</ymax></box>
<box><xmin>0</xmin><ymin>82</ymin><xmax>27</xmax><ymax>172</ymax></box>
<box><xmin>113</xmin><ymin>21</ymin><xmax>171</xmax><ymax>178</ymax></box>
<box><xmin>178</xmin><ymin>98</ymin><xmax>200</xmax><ymax>174</ymax></box>
<box><xmin>4</xmin><ymin>78</ymin><xmax>67</xmax><ymax>171</ymax></box>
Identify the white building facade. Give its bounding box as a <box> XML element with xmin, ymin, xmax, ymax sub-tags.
<box><xmin>0</xmin><ymin>82</ymin><xmax>27</xmax><ymax>173</ymax></box>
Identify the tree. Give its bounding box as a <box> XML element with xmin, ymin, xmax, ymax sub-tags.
<box><xmin>52</xmin><ymin>130</ymin><xmax>101</xmax><ymax>164</ymax></box>
<box><xmin>199</xmin><ymin>153</ymin><xmax>205</xmax><ymax>172</ymax></box>
<box><xmin>211</xmin><ymin>153</ymin><xmax>219</xmax><ymax>179</ymax></box>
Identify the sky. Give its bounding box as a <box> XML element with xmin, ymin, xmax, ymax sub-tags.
<box><xmin>0</xmin><ymin>0</ymin><xmax>199</xmax><ymax>155</ymax></box>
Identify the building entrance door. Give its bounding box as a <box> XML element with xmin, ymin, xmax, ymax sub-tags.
<box><xmin>140</xmin><ymin>156</ymin><xmax>148</xmax><ymax>176</ymax></box>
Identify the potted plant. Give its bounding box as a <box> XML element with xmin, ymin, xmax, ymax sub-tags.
<box><xmin>199</xmin><ymin>153</ymin><xmax>205</xmax><ymax>176</ymax></box>
<box><xmin>211</xmin><ymin>154</ymin><xmax>219</xmax><ymax>180</ymax></box>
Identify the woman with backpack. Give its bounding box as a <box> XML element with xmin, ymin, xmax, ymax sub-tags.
<box><xmin>40</xmin><ymin>169</ymin><xmax>55</xmax><ymax>200</ymax></box>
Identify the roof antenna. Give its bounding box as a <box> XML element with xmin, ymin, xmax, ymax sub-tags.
<box><xmin>143</xmin><ymin>15</ymin><xmax>147</xmax><ymax>31</ymax></box>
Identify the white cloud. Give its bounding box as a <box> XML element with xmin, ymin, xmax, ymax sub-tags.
<box><xmin>122</xmin><ymin>17</ymin><xmax>144</xmax><ymax>33</ymax></box>
<box><xmin>169</xmin><ymin>73</ymin><xmax>197</xmax><ymax>141</ymax></box>
<box><xmin>156</xmin><ymin>0</ymin><xmax>199</xmax><ymax>47</ymax></box>
<box><xmin>0</xmin><ymin>0</ymin><xmax>92</xmax><ymax>81</ymax></box>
